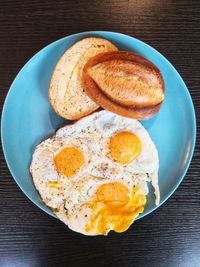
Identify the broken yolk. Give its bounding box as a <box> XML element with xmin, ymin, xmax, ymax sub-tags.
<box><xmin>109</xmin><ymin>131</ymin><xmax>142</xmax><ymax>164</ymax></box>
<box><xmin>86</xmin><ymin>183</ymin><xmax>146</xmax><ymax>235</ymax></box>
<box><xmin>54</xmin><ymin>147</ymin><xmax>84</xmax><ymax>177</ymax></box>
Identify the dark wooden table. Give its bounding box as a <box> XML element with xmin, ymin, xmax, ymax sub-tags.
<box><xmin>0</xmin><ymin>1</ymin><xmax>200</xmax><ymax>266</ymax></box>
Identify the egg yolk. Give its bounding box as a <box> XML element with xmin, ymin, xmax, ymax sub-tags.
<box><xmin>109</xmin><ymin>131</ymin><xmax>142</xmax><ymax>164</ymax></box>
<box><xmin>54</xmin><ymin>147</ymin><xmax>84</xmax><ymax>177</ymax></box>
<box><xmin>86</xmin><ymin>183</ymin><xmax>146</xmax><ymax>235</ymax></box>
<box><xmin>48</xmin><ymin>181</ymin><xmax>58</xmax><ymax>188</ymax></box>
<box><xmin>96</xmin><ymin>182</ymin><xmax>129</xmax><ymax>204</ymax></box>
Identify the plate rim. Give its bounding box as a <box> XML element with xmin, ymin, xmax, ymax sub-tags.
<box><xmin>1</xmin><ymin>31</ymin><xmax>196</xmax><ymax>220</ymax></box>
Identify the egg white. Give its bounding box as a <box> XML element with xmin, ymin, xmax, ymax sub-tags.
<box><xmin>30</xmin><ymin>136</ymin><xmax>93</xmax><ymax>210</ymax></box>
<box><xmin>55</xmin><ymin>175</ymin><xmax>148</xmax><ymax>235</ymax></box>
<box><xmin>31</xmin><ymin>110</ymin><xmax>160</xmax><ymax>235</ymax></box>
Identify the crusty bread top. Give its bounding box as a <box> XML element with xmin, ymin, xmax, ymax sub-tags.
<box><xmin>82</xmin><ymin>51</ymin><xmax>165</xmax><ymax>120</ymax></box>
<box><xmin>49</xmin><ymin>37</ymin><xmax>118</xmax><ymax>120</ymax></box>
<box><xmin>88</xmin><ymin>59</ymin><xmax>164</xmax><ymax>108</ymax></box>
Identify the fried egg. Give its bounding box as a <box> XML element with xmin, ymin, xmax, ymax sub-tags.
<box><xmin>55</xmin><ymin>176</ymin><xmax>148</xmax><ymax>235</ymax></box>
<box><xmin>30</xmin><ymin>136</ymin><xmax>91</xmax><ymax>210</ymax></box>
<box><xmin>31</xmin><ymin>110</ymin><xmax>160</xmax><ymax>235</ymax></box>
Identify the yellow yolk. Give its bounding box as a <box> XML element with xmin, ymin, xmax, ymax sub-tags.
<box><xmin>86</xmin><ymin>183</ymin><xmax>146</xmax><ymax>235</ymax></box>
<box><xmin>96</xmin><ymin>182</ymin><xmax>129</xmax><ymax>204</ymax></box>
<box><xmin>54</xmin><ymin>147</ymin><xmax>84</xmax><ymax>177</ymax></box>
<box><xmin>48</xmin><ymin>181</ymin><xmax>58</xmax><ymax>188</ymax></box>
<box><xmin>109</xmin><ymin>131</ymin><xmax>142</xmax><ymax>164</ymax></box>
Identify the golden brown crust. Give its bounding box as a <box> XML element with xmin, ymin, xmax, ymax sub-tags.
<box><xmin>88</xmin><ymin>59</ymin><xmax>164</xmax><ymax>108</ymax></box>
<box><xmin>82</xmin><ymin>51</ymin><xmax>165</xmax><ymax>119</ymax></box>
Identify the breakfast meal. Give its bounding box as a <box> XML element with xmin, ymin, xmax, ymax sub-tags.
<box><xmin>30</xmin><ymin>37</ymin><xmax>165</xmax><ymax>235</ymax></box>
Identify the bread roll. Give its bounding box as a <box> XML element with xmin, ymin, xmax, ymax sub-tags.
<box><xmin>49</xmin><ymin>38</ymin><xmax>118</xmax><ymax>120</ymax></box>
<box><xmin>82</xmin><ymin>51</ymin><xmax>164</xmax><ymax>120</ymax></box>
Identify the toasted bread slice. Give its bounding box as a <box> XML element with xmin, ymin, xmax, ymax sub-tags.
<box><xmin>83</xmin><ymin>51</ymin><xmax>164</xmax><ymax>120</ymax></box>
<box><xmin>49</xmin><ymin>38</ymin><xmax>118</xmax><ymax>120</ymax></box>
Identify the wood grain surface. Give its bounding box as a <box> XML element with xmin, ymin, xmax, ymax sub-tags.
<box><xmin>0</xmin><ymin>1</ymin><xmax>200</xmax><ymax>267</ymax></box>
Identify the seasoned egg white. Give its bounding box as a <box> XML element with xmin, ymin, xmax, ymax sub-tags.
<box><xmin>30</xmin><ymin>110</ymin><xmax>160</xmax><ymax>235</ymax></box>
<box><xmin>30</xmin><ymin>136</ymin><xmax>92</xmax><ymax>210</ymax></box>
<box><xmin>55</xmin><ymin>175</ymin><xmax>148</xmax><ymax>235</ymax></box>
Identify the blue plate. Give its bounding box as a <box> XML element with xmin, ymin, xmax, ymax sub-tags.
<box><xmin>1</xmin><ymin>31</ymin><xmax>196</xmax><ymax>220</ymax></box>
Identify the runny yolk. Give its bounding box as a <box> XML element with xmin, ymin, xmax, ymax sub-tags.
<box><xmin>54</xmin><ymin>147</ymin><xmax>84</xmax><ymax>177</ymax></box>
<box><xmin>85</xmin><ymin>183</ymin><xmax>146</xmax><ymax>235</ymax></box>
<box><xmin>109</xmin><ymin>131</ymin><xmax>142</xmax><ymax>164</ymax></box>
